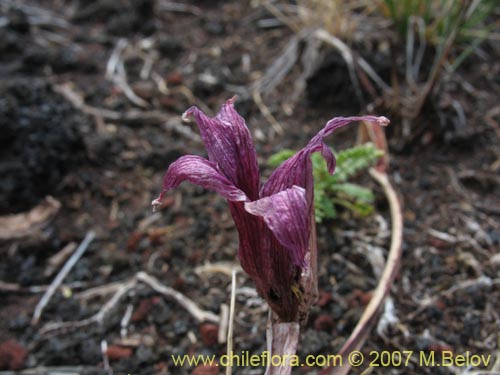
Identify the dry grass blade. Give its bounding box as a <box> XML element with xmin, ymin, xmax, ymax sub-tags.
<box><xmin>225</xmin><ymin>270</ymin><xmax>237</xmax><ymax>375</ymax></box>
<box><xmin>251</xmin><ymin>33</ymin><xmax>302</xmax><ymax>94</ymax></box>
<box><xmin>32</xmin><ymin>231</ymin><xmax>96</xmax><ymax>326</ymax></box>
<box><xmin>253</xmin><ymin>90</ymin><xmax>284</xmax><ymax>135</ymax></box>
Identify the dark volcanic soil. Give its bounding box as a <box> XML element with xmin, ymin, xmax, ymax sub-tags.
<box><xmin>0</xmin><ymin>1</ymin><xmax>499</xmax><ymax>375</ymax></box>
<box><xmin>0</xmin><ymin>78</ymin><xmax>89</xmax><ymax>214</ymax></box>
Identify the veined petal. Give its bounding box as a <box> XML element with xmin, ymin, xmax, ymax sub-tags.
<box><xmin>244</xmin><ymin>186</ymin><xmax>309</xmax><ymax>267</ymax></box>
<box><xmin>155</xmin><ymin>155</ymin><xmax>248</xmax><ymax>205</ymax></box>
<box><xmin>229</xmin><ymin>201</ymin><xmax>300</xmax><ymax>322</ymax></box>
<box><xmin>183</xmin><ymin>98</ymin><xmax>260</xmax><ymax>200</ymax></box>
<box><xmin>261</xmin><ymin>116</ymin><xmax>389</xmax><ymax>206</ymax></box>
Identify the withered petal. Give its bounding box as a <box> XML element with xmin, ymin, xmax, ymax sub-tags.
<box><xmin>244</xmin><ymin>186</ymin><xmax>309</xmax><ymax>267</ymax></box>
<box><xmin>261</xmin><ymin>116</ymin><xmax>389</xmax><ymax>208</ymax></box>
<box><xmin>183</xmin><ymin>98</ymin><xmax>260</xmax><ymax>200</ymax></box>
<box><xmin>158</xmin><ymin>155</ymin><xmax>248</xmax><ymax>203</ymax></box>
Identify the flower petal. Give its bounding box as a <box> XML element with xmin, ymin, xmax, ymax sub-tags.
<box><xmin>183</xmin><ymin>98</ymin><xmax>260</xmax><ymax>200</ymax></box>
<box><xmin>154</xmin><ymin>155</ymin><xmax>248</xmax><ymax>206</ymax></box>
<box><xmin>244</xmin><ymin>186</ymin><xmax>309</xmax><ymax>267</ymax></box>
<box><xmin>229</xmin><ymin>201</ymin><xmax>300</xmax><ymax>322</ymax></box>
<box><xmin>261</xmin><ymin>116</ymin><xmax>389</xmax><ymax>207</ymax></box>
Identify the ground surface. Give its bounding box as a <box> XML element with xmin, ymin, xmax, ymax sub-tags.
<box><xmin>0</xmin><ymin>1</ymin><xmax>499</xmax><ymax>375</ymax></box>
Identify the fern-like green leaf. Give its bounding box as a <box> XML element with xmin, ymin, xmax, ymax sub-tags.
<box><xmin>267</xmin><ymin>142</ymin><xmax>383</xmax><ymax>223</ymax></box>
<box><xmin>333</xmin><ymin>143</ymin><xmax>383</xmax><ymax>183</ymax></box>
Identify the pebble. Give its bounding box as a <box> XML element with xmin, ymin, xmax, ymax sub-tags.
<box><xmin>131</xmin><ymin>298</ymin><xmax>154</xmax><ymax>323</ymax></box>
<box><xmin>0</xmin><ymin>339</ymin><xmax>27</xmax><ymax>371</ymax></box>
<box><xmin>199</xmin><ymin>323</ymin><xmax>219</xmax><ymax>346</ymax></box>
<box><xmin>106</xmin><ymin>345</ymin><xmax>133</xmax><ymax>361</ymax></box>
<box><xmin>192</xmin><ymin>364</ymin><xmax>219</xmax><ymax>375</ymax></box>
<box><xmin>313</xmin><ymin>314</ymin><xmax>335</xmax><ymax>331</ymax></box>
<box><xmin>316</xmin><ymin>290</ymin><xmax>333</xmax><ymax>307</ymax></box>
<box><xmin>173</xmin><ymin>319</ymin><xmax>188</xmax><ymax>335</ymax></box>
<box><xmin>166</xmin><ymin>71</ymin><xmax>183</xmax><ymax>86</ymax></box>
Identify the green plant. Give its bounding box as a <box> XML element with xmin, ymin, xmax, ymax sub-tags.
<box><xmin>380</xmin><ymin>0</ymin><xmax>497</xmax><ymax>46</ymax></box>
<box><xmin>379</xmin><ymin>0</ymin><xmax>497</xmax><ymax>77</ymax></box>
<box><xmin>268</xmin><ymin>143</ymin><xmax>383</xmax><ymax>223</ymax></box>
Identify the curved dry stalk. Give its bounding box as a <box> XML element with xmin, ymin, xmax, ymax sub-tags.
<box><xmin>320</xmin><ymin>168</ymin><xmax>403</xmax><ymax>375</ymax></box>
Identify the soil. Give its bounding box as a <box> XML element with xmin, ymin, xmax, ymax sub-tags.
<box><xmin>0</xmin><ymin>1</ymin><xmax>499</xmax><ymax>375</ymax></box>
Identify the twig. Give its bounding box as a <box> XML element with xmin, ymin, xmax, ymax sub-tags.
<box><xmin>0</xmin><ymin>196</ymin><xmax>61</xmax><ymax>241</ymax></box>
<box><xmin>106</xmin><ymin>39</ymin><xmax>128</xmax><ymax>79</ymax></box>
<box><xmin>54</xmin><ymin>83</ymin><xmax>201</xmax><ymax>142</ymax></box>
<box><xmin>218</xmin><ymin>304</ymin><xmax>229</xmax><ymax>344</ymax></box>
<box><xmin>314</xmin><ymin>29</ymin><xmax>391</xmax><ymax>94</ymax></box>
<box><xmin>251</xmin><ymin>33</ymin><xmax>301</xmax><ymax>94</ymax></box>
<box><xmin>320</xmin><ymin>168</ymin><xmax>403</xmax><ymax>375</ymax></box>
<box><xmin>0</xmin><ymin>281</ymin><xmax>88</xmax><ymax>294</ymax></box>
<box><xmin>226</xmin><ymin>270</ymin><xmax>237</xmax><ymax>375</ymax></box>
<box><xmin>75</xmin><ymin>280</ymin><xmax>124</xmax><ymax>301</ymax></box>
<box><xmin>114</xmin><ymin>61</ymin><xmax>150</xmax><ymax>108</ymax></box>
<box><xmin>39</xmin><ymin>271</ymin><xmax>219</xmax><ymax>335</ymax></box>
<box><xmin>32</xmin><ymin>231</ymin><xmax>96</xmax><ymax>325</ymax></box>
<box><xmin>120</xmin><ymin>304</ymin><xmax>134</xmax><ymax>338</ymax></box>
<box><xmin>314</xmin><ymin>29</ymin><xmax>364</xmax><ymax>106</ymax></box>
<box><xmin>44</xmin><ymin>242</ymin><xmax>77</xmax><ymax>277</ymax></box>
<box><xmin>261</xmin><ymin>0</ymin><xmax>300</xmax><ymax>33</ymax></box>
<box><xmin>2</xmin><ymin>0</ymin><xmax>68</xmax><ymax>29</ymax></box>
<box><xmin>136</xmin><ymin>271</ymin><xmax>219</xmax><ymax>323</ymax></box>
<box><xmin>195</xmin><ymin>262</ymin><xmax>242</xmax><ymax>278</ymax></box>
<box><xmin>252</xmin><ymin>90</ymin><xmax>284</xmax><ymax>136</ymax></box>
<box><xmin>39</xmin><ymin>277</ymin><xmax>137</xmax><ymax>334</ymax></box>
<box><xmin>101</xmin><ymin>340</ymin><xmax>111</xmax><ymax>373</ymax></box>
<box><xmin>158</xmin><ymin>1</ymin><xmax>202</xmax><ymax>16</ymax></box>
<box><xmin>84</xmin><ymin>283</ymin><xmax>137</xmax><ymax>327</ymax></box>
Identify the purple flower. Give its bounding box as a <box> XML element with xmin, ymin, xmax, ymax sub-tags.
<box><xmin>153</xmin><ymin>97</ymin><xmax>389</xmax><ymax>322</ymax></box>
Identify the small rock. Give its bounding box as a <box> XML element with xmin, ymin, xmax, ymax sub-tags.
<box><xmin>136</xmin><ymin>345</ymin><xmax>156</xmax><ymax>364</ymax></box>
<box><xmin>132</xmin><ymin>298</ymin><xmax>154</xmax><ymax>322</ymax></box>
<box><xmin>166</xmin><ymin>71</ymin><xmax>183</xmax><ymax>86</ymax></box>
<box><xmin>316</xmin><ymin>291</ymin><xmax>333</xmax><ymax>307</ymax></box>
<box><xmin>132</xmin><ymin>81</ymin><xmax>156</xmax><ymax>101</ymax></box>
<box><xmin>204</xmin><ymin>20</ymin><xmax>225</xmax><ymax>35</ymax></box>
<box><xmin>127</xmin><ymin>231</ymin><xmax>145</xmax><ymax>252</ymax></box>
<box><xmin>313</xmin><ymin>314</ymin><xmax>334</xmax><ymax>331</ymax></box>
<box><xmin>106</xmin><ymin>345</ymin><xmax>133</xmax><ymax>361</ymax></box>
<box><xmin>0</xmin><ymin>339</ymin><xmax>27</xmax><ymax>371</ymax></box>
<box><xmin>348</xmin><ymin>289</ymin><xmax>372</xmax><ymax>307</ymax></box>
<box><xmin>192</xmin><ymin>364</ymin><xmax>219</xmax><ymax>375</ymax></box>
<box><xmin>173</xmin><ymin>319</ymin><xmax>188</xmax><ymax>335</ymax></box>
<box><xmin>199</xmin><ymin>323</ymin><xmax>219</xmax><ymax>346</ymax></box>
